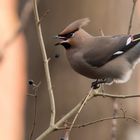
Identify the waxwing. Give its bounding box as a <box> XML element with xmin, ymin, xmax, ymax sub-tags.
<box><xmin>55</xmin><ymin>18</ymin><xmax>140</xmax><ymax>89</ymax></box>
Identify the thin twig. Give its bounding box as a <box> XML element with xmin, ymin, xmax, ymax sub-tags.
<box><xmin>127</xmin><ymin>0</ymin><xmax>137</xmax><ymax>34</ymax></box>
<box><xmin>67</xmin><ymin>88</ymin><xmax>93</xmax><ymax>138</ymax></box>
<box><xmin>28</xmin><ymin>80</ymin><xmax>41</xmax><ymax>140</ymax></box>
<box><xmin>99</xmin><ymin>28</ymin><xmax>105</xmax><ymax>36</ymax></box>
<box><xmin>33</xmin><ymin>0</ymin><xmax>56</xmax><ymax>127</ymax></box>
<box><xmin>29</xmin><ymin>88</ymin><xmax>38</xmax><ymax>140</ymax></box>
<box><xmin>57</xmin><ymin>115</ymin><xmax>140</xmax><ymax>130</ymax></box>
<box><xmin>38</xmin><ymin>10</ymin><xmax>50</xmax><ymax>24</ymax></box>
<box><xmin>94</xmin><ymin>92</ymin><xmax>140</xmax><ymax>99</ymax></box>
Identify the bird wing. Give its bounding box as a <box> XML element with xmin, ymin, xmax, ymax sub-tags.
<box><xmin>83</xmin><ymin>33</ymin><xmax>140</xmax><ymax>67</ymax></box>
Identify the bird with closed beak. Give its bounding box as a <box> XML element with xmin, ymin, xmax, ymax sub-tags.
<box><xmin>55</xmin><ymin>18</ymin><xmax>140</xmax><ymax>89</ymax></box>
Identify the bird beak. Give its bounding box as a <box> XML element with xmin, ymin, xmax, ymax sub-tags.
<box><xmin>53</xmin><ymin>35</ymin><xmax>66</xmax><ymax>40</ymax></box>
<box><xmin>53</xmin><ymin>35</ymin><xmax>67</xmax><ymax>46</ymax></box>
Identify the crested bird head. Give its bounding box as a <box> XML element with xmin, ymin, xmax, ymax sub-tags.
<box><xmin>55</xmin><ymin>18</ymin><xmax>92</xmax><ymax>49</ymax></box>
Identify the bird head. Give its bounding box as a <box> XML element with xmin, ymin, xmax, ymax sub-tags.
<box><xmin>54</xmin><ymin>18</ymin><xmax>91</xmax><ymax>49</ymax></box>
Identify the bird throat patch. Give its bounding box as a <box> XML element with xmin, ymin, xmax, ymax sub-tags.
<box><xmin>62</xmin><ymin>42</ymin><xmax>71</xmax><ymax>49</ymax></box>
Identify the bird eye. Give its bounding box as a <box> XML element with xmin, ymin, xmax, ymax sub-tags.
<box><xmin>67</xmin><ymin>33</ymin><xmax>74</xmax><ymax>38</ymax></box>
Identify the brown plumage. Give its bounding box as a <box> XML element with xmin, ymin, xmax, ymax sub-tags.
<box><xmin>59</xmin><ymin>18</ymin><xmax>90</xmax><ymax>36</ymax></box>
<box><xmin>55</xmin><ymin>18</ymin><xmax>140</xmax><ymax>88</ymax></box>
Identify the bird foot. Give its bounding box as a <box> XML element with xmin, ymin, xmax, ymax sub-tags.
<box><xmin>91</xmin><ymin>79</ymin><xmax>108</xmax><ymax>89</ymax></box>
<box><xmin>91</xmin><ymin>80</ymin><xmax>100</xmax><ymax>89</ymax></box>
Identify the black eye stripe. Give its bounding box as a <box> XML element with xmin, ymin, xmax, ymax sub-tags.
<box><xmin>59</xmin><ymin>32</ymin><xmax>73</xmax><ymax>38</ymax></box>
<box><xmin>58</xmin><ymin>28</ymin><xmax>79</xmax><ymax>38</ymax></box>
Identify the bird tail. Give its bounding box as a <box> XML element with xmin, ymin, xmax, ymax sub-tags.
<box><xmin>132</xmin><ymin>34</ymin><xmax>140</xmax><ymax>42</ymax></box>
<box><xmin>124</xmin><ymin>34</ymin><xmax>140</xmax><ymax>66</ymax></box>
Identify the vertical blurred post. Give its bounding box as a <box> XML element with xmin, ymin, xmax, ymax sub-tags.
<box><xmin>0</xmin><ymin>0</ymin><xmax>27</xmax><ymax>140</ymax></box>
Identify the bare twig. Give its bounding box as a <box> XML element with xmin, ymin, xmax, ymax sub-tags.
<box><xmin>120</xmin><ymin>107</ymin><xmax>127</xmax><ymax>118</ymax></box>
<box><xmin>33</xmin><ymin>0</ymin><xmax>56</xmax><ymax>127</ymax></box>
<box><xmin>30</xmin><ymin>95</ymin><xmax>37</xmax><ymax>140</ymax></box>
<box><xmin>57</xmin><ymin>115</ymin><xmax>140</xmax><ymax>130</ymax></box>
<box><xmin>127</xmin><ymin>0</ymin><xmax>137</xmax><ymax>34</ymax></box>
<box><xmin>99</xmin><ymin>28</ymin><xmax>105</xmax><ymax>36</ymax></box>
<box><xmin>94</xmin><ymin>92</ymin><xmax>140</xmax><ymax>99</ymax></box>
<box><xmin>29</xmin><ymin>81</ymin><xmax>40</xmax><ymax>140</ymax></box>
<box><xmin>67</xmin><ymin>88</ymin><xmax>93</xmax><ymax>138</ymax></box>
<box><xmin>38</xmin><ymin>10</ymin><xmax>50</xmax><ymax>24</ymax></box>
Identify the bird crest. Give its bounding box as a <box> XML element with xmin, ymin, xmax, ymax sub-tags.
<box><xmin>59</xmin><ymin>18</ymin><xmax>90</xmax><ymax>36</ymax></box>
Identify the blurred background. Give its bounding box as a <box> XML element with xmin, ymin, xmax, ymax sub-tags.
<box><xmin>21</xmin><ymin>0</ymin><xmax>140</xmax><ymax>139</ymax></box>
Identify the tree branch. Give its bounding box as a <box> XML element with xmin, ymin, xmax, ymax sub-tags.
<box><xmin>127</xmin><ymin>0</ymin><xmax>137</xmax><ymax>34</ymax></box>
<box><xmin>29</xmin><ymin>81</ymin><xmax>40</xmax><ymax>140</ymax></box>
<box><xmin>33</xmin><ymin>0</ymin><xmax>56</xmax><ymax>126</ymax></box>
<box><xmin>99</xmin><ymin>28</ymin><xmax>105</xmax><ymax>36</ymax></box>
<box><xmin>67</xmin><ymin>88</ymin><xmax>93</xmax><ymax>138</ymax></box>
<box><xmin>93</xmin><ymin>92</ymin><xmax>140</xmax><ymax>99</ymax></box>
<box><xmin>56</xmin><ymin>115</ymin><xmax>140</xmax><ymax>130</ymax></box>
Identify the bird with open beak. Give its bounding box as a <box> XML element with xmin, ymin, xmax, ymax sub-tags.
<box><xmin>55</xmin><ymin>18</ymin><xmax>140</xmax><ymax>89</ymax></box>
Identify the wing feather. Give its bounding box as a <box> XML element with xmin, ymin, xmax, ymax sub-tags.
<box><xmin>83</xmin><ymin>34</ymin><xmax>140</xmax><ymax>67</ymax></box>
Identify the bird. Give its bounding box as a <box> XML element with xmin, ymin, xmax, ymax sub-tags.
<box><xmin>54</xmin><ymin>18</ymin><xmax>140</xmax><ymax>89</ymax></box>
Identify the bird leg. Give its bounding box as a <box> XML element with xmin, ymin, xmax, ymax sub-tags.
<box><xmin>91</xmin><ymin>79</ymin><xmax>109</xmax><ymax>89</ymax></box>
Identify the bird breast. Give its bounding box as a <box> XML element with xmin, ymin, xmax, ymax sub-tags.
<box><xmin>66</xmin><ymin>49</ymin><xmax>98</xmax><ymax>79</ymax></box>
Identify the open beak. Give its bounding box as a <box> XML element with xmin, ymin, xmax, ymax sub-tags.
<box><xmin>53</xmin><ymin>35</ymin><xmax>67</xmax><ymax>46</ymax></box>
